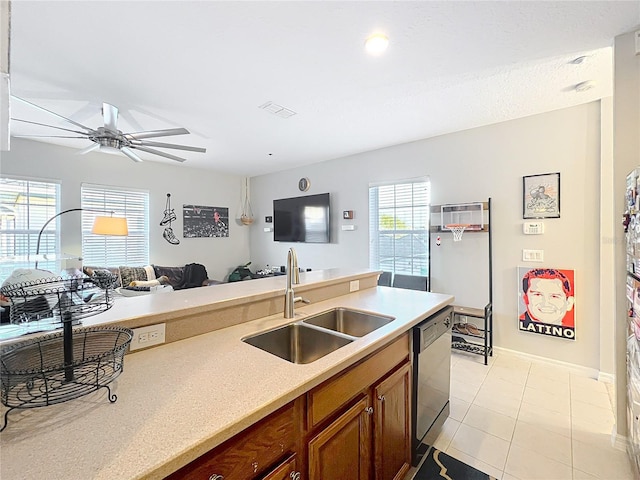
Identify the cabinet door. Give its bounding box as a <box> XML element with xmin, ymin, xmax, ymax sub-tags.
<box><xmin>373</xmin><ymin>362</ymin><xmax>411</xmax><ymax>480</ymax></box>
<box><xmin>261</xmin><ymin>453</ymin><xmax>300</xmax><ymax>480</ymax></box>
<box><xmin>166</xmin><ymin>403</ymin><xmax>296</xmax><ymax>480</ymax></box>
<box><xmin>308</xmin><ymin>396</ymin><xmax>372</xmax><ymax>480</ymax></box>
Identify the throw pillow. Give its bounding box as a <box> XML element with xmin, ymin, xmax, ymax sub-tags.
<box><xmin>119</xmin><ymin>266</ymin><xmax>148</xmax><ymax>287</ymax></box>
<box><xmin>83</xmin><ymin>266</ymin><xmax>122</xmax><ymax>288</ymax></box>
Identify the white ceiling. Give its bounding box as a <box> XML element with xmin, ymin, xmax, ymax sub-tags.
<box><xmin>7</xmin><ymin>1</ymin><xmax>640</xmax><ymax>176</ymax></box>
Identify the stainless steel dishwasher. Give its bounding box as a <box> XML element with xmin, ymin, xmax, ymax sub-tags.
<box><xmin>411</xmin><ymin>305</ymin><xmax>453</xmax><ymax>466</ymax></box>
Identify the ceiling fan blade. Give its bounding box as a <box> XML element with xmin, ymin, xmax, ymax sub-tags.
<box><xmin>130</xmin><ymin>140</ymin><xmax>206</xmax><ymax>153</ymax></box>
<box><xmin>11</xmin><ymin>118</ymin><xmax>93</xmax><ymax>136</ymax></box>
<box><xmin>102</xmin><ymin>103</ymin><xmax>119</xmax><ymax>132</ymax></box>
<box><xmin>125</xmin><ymin>128</ymin><xmax>190</xmax><ymax>140</ymax></box>
<box><xmin>12</xmin><ymin>96</ymin><xmax>94</xmax><ymax>132</ymax></box>
<box><xmin>120</xmin><ymin>146</ymin><xmax>143</xmax><ymax>163</ymax></box>
<box><xmin>76</xmin><ymin>143</ymin><xmax>101</xmax><ymax>155</ymax></box>
<box><xmin>13</xmin><ymin>135</ymin><xmax>87</xmax><ymax>139</ymax></box>
<box><xmin>131</xmin><ymin>145</ymin><xmax>186</xmax><ymax>162</ymax></box>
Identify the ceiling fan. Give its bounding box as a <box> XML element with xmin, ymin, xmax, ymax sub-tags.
<box><xmin>10</xmin><ymin>96</ymin><xmax>206</xmax><ymax>163</ymax></box>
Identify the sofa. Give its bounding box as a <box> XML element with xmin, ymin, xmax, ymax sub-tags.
<box><xmin>83</xmin><ymin>263</ymin><xmax>220</xmax><ymax>291</ymax></box>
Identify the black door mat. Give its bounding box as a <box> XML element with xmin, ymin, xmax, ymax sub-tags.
<box><xmin>414</xmin><ymin>448</ymin><xmax>497</xmax><ymax>480</ymax></box>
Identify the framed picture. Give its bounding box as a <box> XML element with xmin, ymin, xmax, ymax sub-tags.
<box><xmin>183</xmin><ymin>205</ymin><xmax>229</xmax><ymax>238</ymax></box>
<box><xmin>523</xmin><ymin>172</ymin><xmax>560</xmax><ymax>219</ymax></box>
<box><xmin>517</xmin><ymin>266</ymin><xmax>575</xmax><ymax>340</ymax></box>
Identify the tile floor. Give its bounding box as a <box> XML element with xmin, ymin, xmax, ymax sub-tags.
<box><xmin>407</xmin><ymin>350</ymin><xmax>637</xmax><ymax>480</ymax></box>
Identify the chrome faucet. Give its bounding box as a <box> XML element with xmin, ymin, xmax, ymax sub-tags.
<box><xmin>284</xmin><ymin>248</ymin><xmax>309</xmax><ymax>318</ymax></box>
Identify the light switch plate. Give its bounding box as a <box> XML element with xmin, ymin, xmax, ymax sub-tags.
<box><xmin>523</xmin><ymin>249</ymin><xmax>544</xmax><ymax>262</ymax></box>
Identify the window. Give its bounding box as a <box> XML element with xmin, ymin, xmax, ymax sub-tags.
<box><xmin>81</xmin><ymin>184</ymin><xmax>149</xmax><ymax>267</ymax></box>
<box><xmin>369</xmin><ymin>179</ymin><xmax>430</xmax><ymax>276</ymax></box>
<box><xmin>0</xmin><ymin>177</ymin><xmax>61</xmax><ymax>282</ymax></box>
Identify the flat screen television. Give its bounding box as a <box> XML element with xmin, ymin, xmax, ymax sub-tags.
<box><xmin>273</xmin><ymin>193</ymin><xmax>330</xmax><ymax>243</ymax></box>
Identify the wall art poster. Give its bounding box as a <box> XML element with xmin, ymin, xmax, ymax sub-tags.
<box><xmin>183</xmin><ymin>205</ymin><xmax>229</xmax><ymax>238</ymax></box>
<box><xmin>523</xmin><ymin>172</ymin><xmax>560</xmax><ymax>219</ymax></box>
<box><xmin>517</xmin><ymin>267</ymin><xmax>575</xmax><ymax>340</ymax></box>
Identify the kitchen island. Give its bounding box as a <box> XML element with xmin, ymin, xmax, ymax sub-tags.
<box><xmin>0</xmin><ymin>269</ymin><xmax>453</xmax><ymax>479</ymax></box>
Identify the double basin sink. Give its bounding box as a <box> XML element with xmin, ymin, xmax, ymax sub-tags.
<box><xmin>243</xmin><ymin>308</ymin><xmax>395</xmax><ymax>364</ymax></box>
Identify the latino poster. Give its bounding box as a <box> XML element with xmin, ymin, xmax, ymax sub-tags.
<box><xmin>517</xmin><ymin>267</ymin><xmax>575</xmax><ymax>340</ymax></box>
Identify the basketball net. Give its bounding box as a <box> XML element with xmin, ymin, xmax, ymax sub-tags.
<box><xmin>445</xmin><ymin>224</ymin><xmax>468</xmax><ymax>242</ymax></box>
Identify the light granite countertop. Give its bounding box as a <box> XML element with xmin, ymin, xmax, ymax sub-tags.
<box><xmin>0</xmin><ymin>272</ymin><xmax>453</xmax><ymax>480</ymax></box>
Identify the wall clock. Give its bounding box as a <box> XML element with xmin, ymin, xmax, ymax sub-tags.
<box><xmin>298</xmin><ymin>177</ymin><xmax>310</xmax><ymax>192</ymax></box>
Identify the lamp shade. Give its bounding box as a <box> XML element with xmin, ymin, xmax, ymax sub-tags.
<box><xmin>91</xmin><ymin>216</ymin><xmax>128</xmax><ymax>236</ymax></box>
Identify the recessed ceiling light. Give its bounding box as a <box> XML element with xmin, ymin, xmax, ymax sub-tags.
<box><xmin>575</xmin><ymin>80</ymin><xmax>596</xmax><ymax>92</ymax></box>
<box><xmin>365</xmin><ymin>33</ymin><xmax>389</xmax><ymax>55</ymax></box>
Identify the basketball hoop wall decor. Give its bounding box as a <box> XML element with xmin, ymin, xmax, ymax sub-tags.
<box><xmin>523</xmin><ymin>172</ymin><xmax>560</xmax><ymax>219</ymax></box>
<box><xmin>440</xmin><ymin>202</ymin><xmax>484</xmax><ymax>238</ymax></box>
<box><xmin>445</xmin><ymin>224</ymin><xmax>468</xmax><ymax>241</ymax></box>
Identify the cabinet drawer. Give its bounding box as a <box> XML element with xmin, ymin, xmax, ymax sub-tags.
<box><xmin>166</xmin><ymin>402</ymin><xmax>297</xmax><ymax>480</ymax></box>
<box><xmin>307</xmin><ymin>333</ymin><xmax>410</xmax><ymax>429</ymax></box>
<box><xmin>260</xmin><ymin>453</ymin><xmax>299</xmax><ymax>480</ymax></box>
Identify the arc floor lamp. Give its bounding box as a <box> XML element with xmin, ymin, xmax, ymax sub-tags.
<box><xmin>34</xmin><ymin>208</ymin><xmax>128</xmax><ymax>268</ymax></box>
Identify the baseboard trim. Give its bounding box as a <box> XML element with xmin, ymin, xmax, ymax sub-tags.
<box><xmin>492</xmin><ymin>346</ymin><xmax>614</xmax><ymax>381</ymax></box>
<box><xmin>611</xmin><ymin>427</ymin><xmax>628</xmax><ymax>451</ymax></box>
<box><xmin>598</xmin><ymin>371</ymin><xmax>615</xmax><ymax>384</ymax></box>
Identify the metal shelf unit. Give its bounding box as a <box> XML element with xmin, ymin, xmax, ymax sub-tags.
<box><xmin>429</xmin><ymin>199</ymin><xmax>493</xmax><ymax>365</ymax></box>
<box><xmin>451</xmin><ymin>304</ymin><xmax>493</xmax><ymax>365</ymax></box>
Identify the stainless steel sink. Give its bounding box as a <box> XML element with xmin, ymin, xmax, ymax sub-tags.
<box><xmin>302</xmin><ymin>308</ymin><xmax>394</xmax><ymax>337</ymax></box>
<box><xmin>243</xmin><ymin>323</ymin><xmax>353</xmax><ymax>364</ymax></box>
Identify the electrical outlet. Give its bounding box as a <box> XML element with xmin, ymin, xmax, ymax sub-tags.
<box><xmin>129</xmin><ymin>323</ymin><xmax>166</xmax><ymax>351</ymax></box>
<box><xmin>349</xmin><ymin>280</ymin><xmax>360</xmax><ymax>292</ymax></box>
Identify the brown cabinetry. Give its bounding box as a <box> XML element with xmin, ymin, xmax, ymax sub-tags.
<box><xmin>373</xmin><ymin>362</ymin><xmax>411</xmax><ymax>480</ymax></box>
<box><xmin>166</xmin><ymin>333</ymin><xmax>411</xmax><ymax>480</ymax></box>
<box><xmin>261</xmin><ymin>453</ymin><xmax>300</xmax><ymax>480</ymax></box>
<box><xmin>165</xmin><ymin>401</ymin><xmax>301</xmax><ymax>480</ymax></box>
<box><xmin>306</xmin><ymin>333</ymin><xmax>411</xmax><ymax>480</ymax></box>
<box><xmin>308</xmin><ymin>396</ymin><xmax>372</xmax><ymax>480</ymax></box>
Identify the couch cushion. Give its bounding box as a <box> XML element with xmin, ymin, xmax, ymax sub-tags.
<box><xmin>119</xmin><ymin>266</ymin><xmax>148</xmax><ymax>287</ymax></box>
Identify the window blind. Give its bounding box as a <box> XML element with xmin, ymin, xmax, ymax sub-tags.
<box><xmin>369</xmin><ymin>179</ymin><xmax>430</xmax><ymax>276</ymax></box>
<box><xmin>81</xmin><ymin>184</ymin><xmax>149</xmax><ymax>267</ymax></box>
<box><xmin>0</xmin><ymin>177</ymin><xmax>61</xmax><ymax>281</ymax></box>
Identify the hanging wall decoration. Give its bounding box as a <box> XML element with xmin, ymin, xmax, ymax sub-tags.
<box><xmin>240</xmin><ymin>177</ymin><xmax>254</xmax><ymax>225</ymax></box>
<box><xmin>160</xmin><ymin>193</ymin><xmax>180</xmax><ymax>245</ymax></box>
<box><xmin>183</xmin><ymin>205</ymin><xmax>229</xmax><ymax>238</ymax></box>
<box><xmin>517</xmin><ymin>266</ymin><xmax>575</xmax><ymax>340</ymax></box>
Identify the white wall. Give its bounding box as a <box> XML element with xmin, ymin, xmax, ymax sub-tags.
<box><xmin>0</xmin><ymin>101</ymin><xmax>611</xmax><ymax>372</ymax></box>
<box><xmin>613</xmin><ymin>28</ymin><xmax>640</xmax><ymax>439</ymax></box>
<box><xmin>250</xmin><ymin>102</ymin><xmax>605</xmax><ymax>371</ymax></box>
<box><xmin>1</xmin><ymin>138</ymin><xmax>251</xmax><ymax>282</ymax></box>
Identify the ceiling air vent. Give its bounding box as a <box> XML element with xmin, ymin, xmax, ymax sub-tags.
<box><xmin>258</xmin><ymin>101</ymin><xmax>297</xmax><ymax>119</ymax></box>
